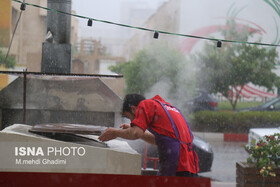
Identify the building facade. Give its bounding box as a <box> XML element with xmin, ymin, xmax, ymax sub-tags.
<box><xmin>122</xmin><ymin>0</ymin><xmax>180</xmax><ymax>60</ymax></box>
<box><xmin>0</xmin><ymin>0</ymin><xmax>78</xmax><ymax>89</ymax></box>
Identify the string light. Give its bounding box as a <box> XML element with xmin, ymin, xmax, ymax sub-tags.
<box><xmin>87</xmin><ymin>19</ymin><xmax>93</xmax><ymax>27</ymax></box>
<box><xmin>154</xmin><ymin>31</ymin><xmax>159</xmax><ymax>39</ymax></box>
<box><xmin>20</xmin><ymin>3</ymin><xmax>26</xmax><ymax>11</ymax></box>
<box><xmin>11</xmin><ymin>0</ymin><xmax>280</xmax><ymax>47</ymax></box>
<box><xmin>217</xmin><ymin>40</ymin><xmax>222</xmax><ymax>48</ymax></box>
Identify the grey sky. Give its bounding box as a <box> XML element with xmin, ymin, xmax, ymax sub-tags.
<box><xmin>72</xmin><ymin>0</ymin><xmax>165</xmax><ymax>21</ymax></box>
<box><xmin>72</xmin><ymin>0</ymin><xmax>167</xmax><ymax>39</ymax></box>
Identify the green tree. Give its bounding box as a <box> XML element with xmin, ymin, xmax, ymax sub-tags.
<box><xmin>110</xmin><ymin>43</ymin><xmax>195</xmax><ymax>103</ymax></box>
<box><xmin>195</xmin><ymin>19</ymin><xmax>280</xmax><ymax>110</ymax></box>
<box><xmin>0</xmin><ymin>49</ymin><xmax>16</xmax><ymax>68</ymax></box>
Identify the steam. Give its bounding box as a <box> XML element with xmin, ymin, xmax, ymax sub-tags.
<box><xmin>144</xmin><ymin>55</ymin><xmax>196</xmax><ymax>110</ymax></box>
<box><xmin>145</xmin><ymin>78</ymin><xmax>171</xmax><ymax>101</ymax></box>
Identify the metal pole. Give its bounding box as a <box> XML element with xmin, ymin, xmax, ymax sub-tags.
<box><xmin>23</xmin><ymin>69</ymin><xmax>27</xmax><ymax>123</ymax></box>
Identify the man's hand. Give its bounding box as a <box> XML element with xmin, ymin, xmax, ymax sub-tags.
<box><xmin>98</xmin><ymin>128</ymin><xmax>118</xmax><ymax>142</ymax></box>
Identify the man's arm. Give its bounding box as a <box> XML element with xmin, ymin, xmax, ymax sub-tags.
<box><xmin>98</xmin><ymin>125</ymin><xmax>156</xmax><ymax>145</ymax></box>
<box><xmin>141</xmin><ymin>131</ymin><xmax>156</xmax><ymax>145</ymax></box>
<box><xmin>98</xmin><ymin>125</ymin><xmax>144</xmax><ymax>142</ymax></box>
<box><xmin>120</xmin><ymin>124</ymin><xmax>156</xmax><ymax>145</ymax></box>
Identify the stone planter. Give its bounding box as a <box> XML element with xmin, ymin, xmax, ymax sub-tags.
<box><xmin>236</xmin><ymin>162</ymin><xmax>280</xmax><ymax>187</ymax></box>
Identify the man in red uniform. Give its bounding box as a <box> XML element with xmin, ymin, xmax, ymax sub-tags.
<box><xmin>99</xmin><ymin>94</ymin><xmax>199</xmax><ymax>176</ymax></box>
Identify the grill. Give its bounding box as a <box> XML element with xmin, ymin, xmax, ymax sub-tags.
<box><xmin>0</xmin><ymin>74</ymin><xmax>123</xmax><ymax>129</ymax></box>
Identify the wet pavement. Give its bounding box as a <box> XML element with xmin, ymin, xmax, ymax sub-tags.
<box><xmin>198</xmin><ymin>140</ymin><xmax>249</xmax><ymax>186</ymax></box>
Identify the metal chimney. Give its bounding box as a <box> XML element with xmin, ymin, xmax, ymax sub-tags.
<box><xmin>41</xmin><ymin>0</ymin><xmax>72</xmax><ymax>73</ymax></box>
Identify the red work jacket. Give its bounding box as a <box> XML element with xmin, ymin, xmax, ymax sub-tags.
<box><xmin>131</xmin><ymin>95</ymin><xmax>199</xmax><ymax>173</ymax></box>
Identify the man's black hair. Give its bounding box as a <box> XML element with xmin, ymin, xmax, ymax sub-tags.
<box><xmin>122</xmin><ymin>94</ymin><xmax>145</xmax><ymax>113</ymax></box>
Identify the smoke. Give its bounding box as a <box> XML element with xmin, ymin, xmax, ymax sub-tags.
<box><xmin>145</xmin><ymin>78</ymin><xmax>171</xmax><ymax>102</ymax></box>
<box><xmin>144</xmin><ymin>56</ymin><xmax>196</xmax><ymax>110</ymax></box>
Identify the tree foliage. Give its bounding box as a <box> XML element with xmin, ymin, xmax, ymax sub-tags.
<box><xmin>110</xmin><ymin>43</ymin><xmax>195</xmax><ymax>103</ymax></box>
<box><xmin>0</xmin><ymin>49</ymin><xmax>16</xmax><ymax>68</ymax></box>
<box><xmin>194</xmin><ymin>19</ymin><xmax>280</xmax><ymax>110</ymax></box>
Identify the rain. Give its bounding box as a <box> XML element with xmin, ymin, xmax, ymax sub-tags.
<box><xmin>0</xmin><ymin>0</ymin><xmax>280</xmax><ymax>186</ymax></box>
